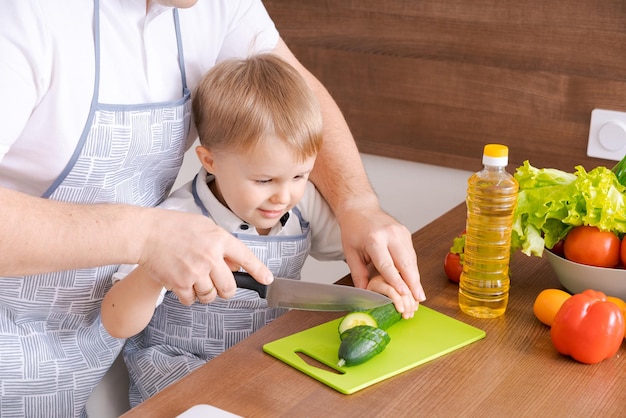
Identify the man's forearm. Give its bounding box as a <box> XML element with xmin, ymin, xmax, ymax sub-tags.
<box><xmin>0</xmin><ymin>187</ymin><xmax>145</xmax><ymax>276</ymax></box>
<box><xmin>307</xmin><ymin>78</ymin><xmax>380</xmax><ymax>220</ymax></box>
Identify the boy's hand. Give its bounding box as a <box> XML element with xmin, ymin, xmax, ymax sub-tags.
<box><xmin>366</xmin><ymin>274</ymin><xmax>418</xmax><ymax>319</ymax></box>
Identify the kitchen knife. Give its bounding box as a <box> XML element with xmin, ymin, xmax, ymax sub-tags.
<box><xmin>233</xmin><ymin>272</ymin><xmax>391</xmax><ymax>311</ymax></box>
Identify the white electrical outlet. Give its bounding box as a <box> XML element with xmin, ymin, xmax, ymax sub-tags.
<box><xmin>587</xmin><ymin>108</ymin><xmax>626</xmax><ymax>161</ymax></box>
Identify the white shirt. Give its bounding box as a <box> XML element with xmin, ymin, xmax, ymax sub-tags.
<box><xmin>0</xmin><ymin>0</ymin><xmax>279</xmax><ymax>195</ymax></box>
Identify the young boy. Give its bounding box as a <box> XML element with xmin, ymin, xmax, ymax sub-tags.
<box><xmin>102</xmin><ymin>54</ymin><xmax>412</xmax><ymax>406</ymax></box>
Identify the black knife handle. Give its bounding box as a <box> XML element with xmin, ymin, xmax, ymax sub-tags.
<box><xmin>233</xmin><ymin>272</ymin><xmax>268</xmax><ymax>298</ymax></box>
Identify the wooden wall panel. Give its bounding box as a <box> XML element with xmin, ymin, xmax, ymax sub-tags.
<box><xmin>264</xmin><ymin>0</ymin><xmax>626</xmax><ymax>172</ymax></box>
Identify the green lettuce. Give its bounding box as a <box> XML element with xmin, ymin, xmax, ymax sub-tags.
<box><xmin>512</xmin><ymin>160</ymin><xmax>626</xmax><ymax>257</ymax></box>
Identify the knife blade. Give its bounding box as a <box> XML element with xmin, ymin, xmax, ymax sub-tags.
<box><xmin>233</xmin><ymin>272</ymin><xmax>391</xmax><ymax>311</ymax></box>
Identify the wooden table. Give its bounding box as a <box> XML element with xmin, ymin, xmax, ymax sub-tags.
<box><xmin>122</xmin><ymin>203</ymin><xmax>626</xmax><ymax>417</ymax></box>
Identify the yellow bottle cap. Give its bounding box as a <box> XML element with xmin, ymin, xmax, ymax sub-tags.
<box><xmin>482</xmin><ymin>144</ymin><xmax>509</xmax><ymax>166</ymax></box>
<box><xmin>484</xmin><ymin>144</ymin><xmax>509</xmax><ymax>157</ymax></box>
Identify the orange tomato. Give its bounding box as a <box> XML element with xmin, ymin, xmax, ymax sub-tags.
<box><xmin>533</xmin><ymin>289</ymin><xmax>572</xmax><ymax>326</ymax></box>
<box><xmin>606</xmin><ymin>296</ymin><xmax>626</xmax><ymax>339</ymax></box>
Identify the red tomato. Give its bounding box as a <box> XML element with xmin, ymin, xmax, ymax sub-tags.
<box><xmin>621</xmin><ymin>238</ymin><xmax>626</xmax><ymax>267</ymax></box>
<box><xmin>563</xmin><ymin>226</ymin><xmax>620</xmax><ymax>268</ymax></box>
<box><xmin>444</xmin><ymin>252</ymin><xmax>462</xmax><ymax>283</ymax></box>
<box><xmin>550</xmin><ymin>240</ymin><xmax>565</xmax><ymax>257</ymax></box>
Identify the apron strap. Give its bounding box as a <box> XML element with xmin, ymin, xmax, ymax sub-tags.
<box><xmin>173</xmin><ymin>9</ymin><xmax>188</xmax><ymax>94</ymax></box>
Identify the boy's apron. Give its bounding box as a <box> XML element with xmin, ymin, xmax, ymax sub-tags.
<box><xmin>123</xmin><ymin>172</ymin><xmax>312</xmax><ymax>407</ymax></box>
<box><xmin>0</xmin><ymin>1</ymin><xmax>191</xmax><ymax>416</ymax></box>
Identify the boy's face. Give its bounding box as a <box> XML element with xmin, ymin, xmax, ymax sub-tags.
<box><xmin>196</xmin><ymin>136</ymin><xmax>316</xmax><ymax>234</ymax></box>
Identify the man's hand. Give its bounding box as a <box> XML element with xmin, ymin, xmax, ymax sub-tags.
<box><xmin>340</xmin><ymin>206</ymin><xmax>426</xmax><ymax>306</ymax></box>
<box><xmin>138</xmin><ymin>208</ymin><xmax>273</xmax><ymax>306</ymax></box>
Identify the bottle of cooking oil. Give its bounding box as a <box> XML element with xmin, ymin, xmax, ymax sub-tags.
<box><xmin>459</xmin><ymin>144</ymin><xmax>518</xmax><ymax>318</ymax></box>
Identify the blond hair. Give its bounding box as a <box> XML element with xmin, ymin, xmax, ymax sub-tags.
<box><xmin>192</xmin><ymin>54</ymin><xmax>323</xmax><ymax>160</ymax></box>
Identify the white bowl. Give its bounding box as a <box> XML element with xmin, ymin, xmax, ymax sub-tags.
<box><xmin>544</xmin><ymin>249</ymin><xmax>626</xmax><ymax>300</ymax></box>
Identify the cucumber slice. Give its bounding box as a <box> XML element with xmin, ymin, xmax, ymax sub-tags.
<box><xmin>337</xmin><ymin>312</ymin><xmax>378</xmax><ymax>336</ymax></box>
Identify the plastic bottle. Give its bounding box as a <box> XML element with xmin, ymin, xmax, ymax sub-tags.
<box><xmin>458</xmin><ymin>144</ymin><xmax>519</xmax><ymax>318</ymax></box>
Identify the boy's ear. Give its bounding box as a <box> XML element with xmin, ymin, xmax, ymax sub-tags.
<box><xmin>195</xmin><ymin>145</ymin><xmax>216</xmax><ymax>172</ymax></box>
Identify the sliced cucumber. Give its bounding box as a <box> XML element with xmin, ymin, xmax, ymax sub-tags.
<box><xmin>336</xmin><ymin>303</ymin><xmax>401</xmax><ymax>366</ymax></box>
<box><xmin>338</xmin><ymin>312</ymin><xmax>378</xmax><ymax>337</ymax></box>
<box><xmin>337</xmin><ymin>302</ymin><xmax>403</xmax><ymax>338</ymax></box>
<box><xmin>337</xmin><ymin>325</ymin><xmax>391</xmax><ymax>367</ymax></box>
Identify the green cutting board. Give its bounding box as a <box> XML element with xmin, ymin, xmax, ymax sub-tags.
<box><xmin>263</xmin><ymin>306</ymin><xmax>485</xmax><ymax>394</ymax></box>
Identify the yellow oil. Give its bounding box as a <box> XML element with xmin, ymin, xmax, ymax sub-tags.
<box><xmin>458</xmin><ymin>155</ymin><xmax>518</xmax><ymax>318</ymax></box>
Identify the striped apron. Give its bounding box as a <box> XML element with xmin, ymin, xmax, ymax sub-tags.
<box><xmin>0</xmin><ymin>1</ymin><xmax>191</xmax><ymax>416</ymax></box>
